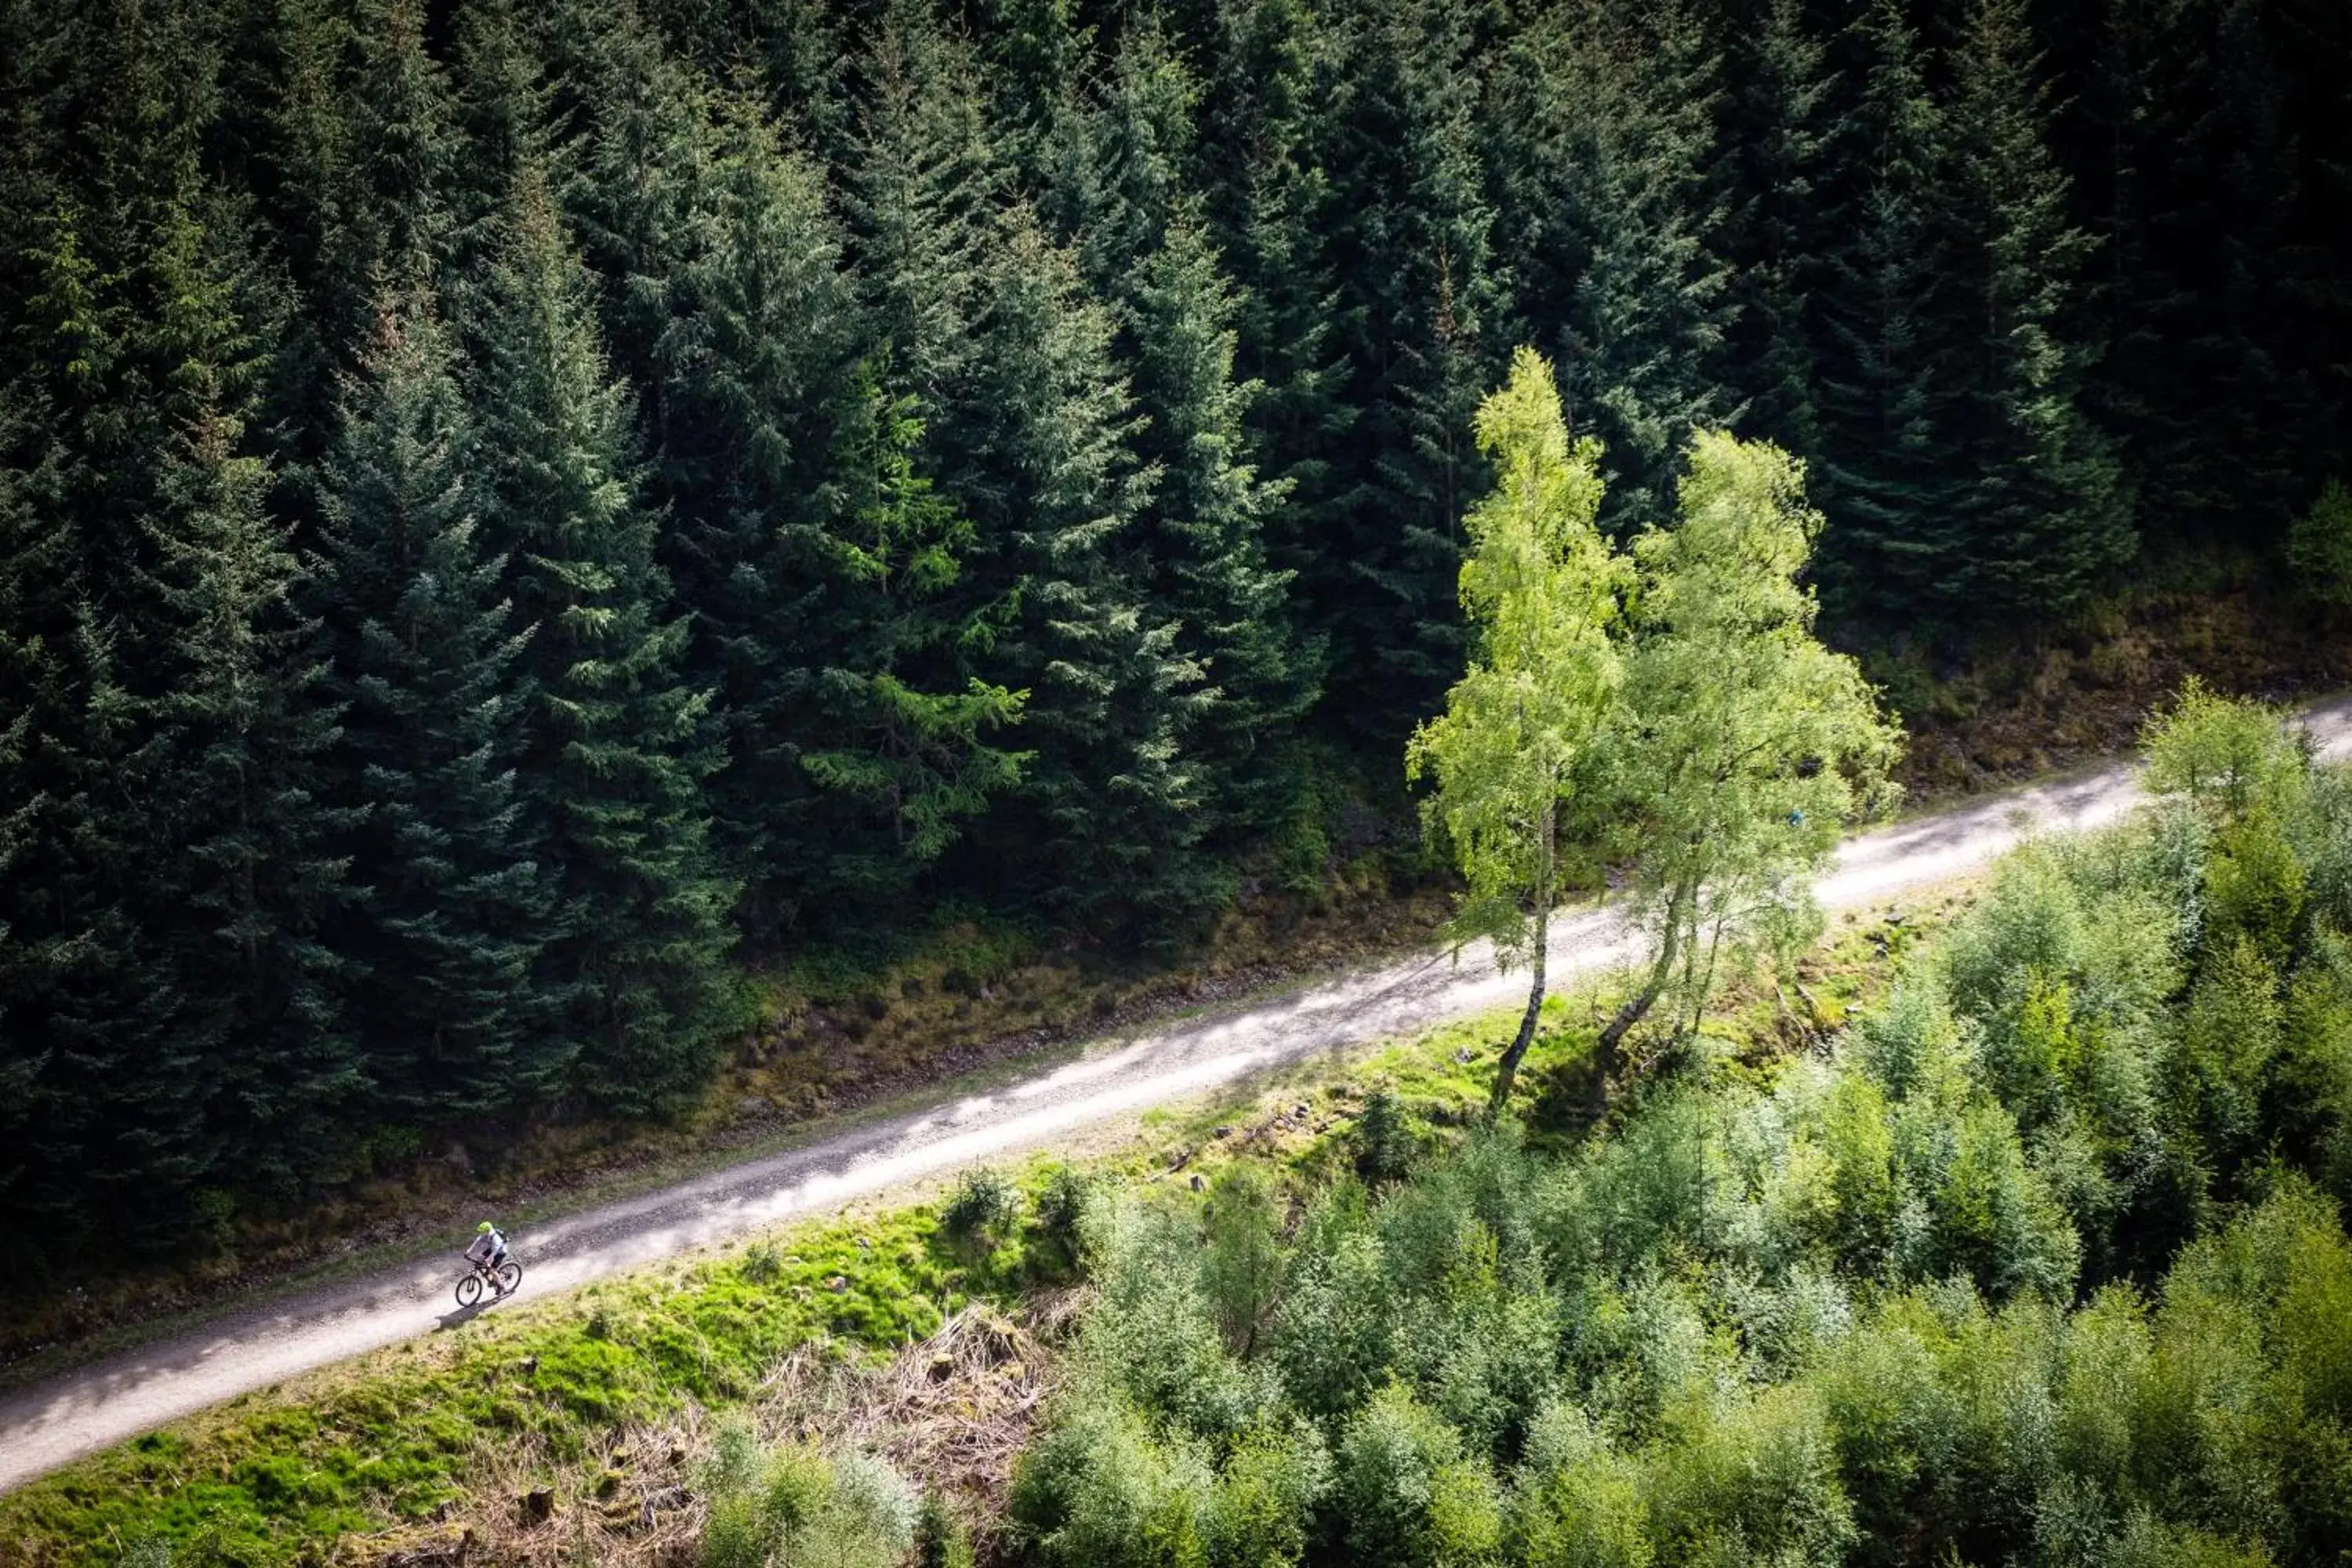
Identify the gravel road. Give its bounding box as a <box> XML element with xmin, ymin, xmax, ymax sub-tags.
<box><xmin>4</xmin><ymin>698</ymin><xmax>2347</xmax><ymax>1495</ymax></box>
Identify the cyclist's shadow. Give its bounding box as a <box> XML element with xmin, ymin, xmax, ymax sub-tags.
<box><xmin>435</xmin><ymin>1299</ymin><xmax>494</xmax><ymax>1330</ymax></box>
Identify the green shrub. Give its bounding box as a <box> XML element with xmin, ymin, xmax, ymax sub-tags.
<box><xmin>1982</xmin><ymin>968</ymin><xmax>2080</xmax><ymax>1132</ymax></box>
<box><xmin>1335</xmin><ymin>1384</ymin><xmax>1503</xmax><ymax>1568</ymax></box>
<box><xmin>914</xmin><ymin>1492</ymin><xmax>975</xmax><ymax>1568</ymax></box>
<box><xmin>1852</xmin><ymin>975</ymin><xmax>1971</xmax><ymax>1105</ymax></box>
<box><xmin>1203</xmin><ymin>1165</ymin><xmax>1287</xmax><ymax>1356</ymax></box>
<box><xmin>1383</xmin><ymin>1215</ymin><xmax>1562</xmax><ymax>1451</ymax></box>
<box><xmin>2140</xmin><ymin>681</ymin><xmax>2307</xmax><ymax>824</ymax></box>
<box><xmin>942</xmin><ymin>1167</ymin><xmax>1022</xmax><ymax>1252</ymax></box>
<box><xmin>1644</xmin><ymin>1382</ymin><xmax>1855</xmax><ymax>1568</ymax></box>
<box><xmin>1942</xmin><ymin>850</ymin><xmax>2089</xmax><ymax>1029</ymax></box>
<box><xmin>1819</xmin><ymin>1305</ymin><xmax>1973</xmax><ymax>1555</ymax></box>
<box><xmin>1506</xmin><ymin>1401</ymin><xmax>1653</xmax><ymax>1568</ymax></box>
<box><xmin>1081</xmin><ymin>1198</ymin><xmax>1269</xmax><ymax>1437</ymax></box>
<box><xmin>699</xmin><ymin>1423</ymin><xmax>917</xmax><ymax>1568</ymax></box>
<box><xmin>1356</xmin><ymin>1087</ymin><xmax>1414</xmax><ymax>1184</ymax></box>
<box><xmin>2098</xmin><ymin>1512</ymin><xmax>2277</xmax><ymax>1568</ymax></box>
<box><xmin>1204</xmin><ymin>1420</ymin><xmax>1330</xmax><ymax>1568</ymax></box>
<box><xmin>1029</xmin><ymin>1164</ymin><xmax>1102</xmax><ymax>1279</ymax></box>
<box><xmin>2201</xmin><ymin>808</ymin><xmax>2307</xmax><ymax>972</ymax></box>
<box><xmin>1911</xmin><ymin>1098</ymin><xmax>2081</xmax><ymax>1301</ymax></box>
<box><xmin>1009</xmin><ymin>1396</ymin><xmax>1214</xmax><ymax>1567</ymax></box>
<box><xmin>1566</xmin><ymin>1269</ymin><xmax>1726</xmax><ymax>1435</ymax></box>
<box><xmin>1272</xmin><ymin>1189</ymin><xmax>1395</xmax><ymax>1420</ymax></box>
<box><xmin>1544</xmin><ymin>1090</ymin><xmax>1725</xmax><ymax>1278</ymax></box>
<box><xmin>1812</xmin><ymin>1068</ymin><xmax>1901</xmax><ymax>1273</ymax></box>
<box><xmin>2294</xmin><ymin>770</ymin><xmax>2352</xmax><ymax>932</ymax></box>
<box><xmin>2288</xmin><ymin>477</ymin><xmax>2352</xmax><ymax>606</ymax></box>
<box><xmin>2278</xmin><ymin>946</ymin><xmax>2352</xmax><ymax>1190</ymax></box>
<box><xmin>2169</xmin><ymin>938</ymin><xmax>2285</xmax><ymax>1178</ymax></box>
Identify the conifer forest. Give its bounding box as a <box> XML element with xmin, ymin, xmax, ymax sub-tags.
<box><xmin>1</xmin><ymin>0</ymin><xmax>2348</xmax><ymax>1278</ymax></box>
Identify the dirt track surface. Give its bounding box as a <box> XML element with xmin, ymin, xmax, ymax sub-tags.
<box><xmin>5</xmin><ymin>698</ymin><xmax>2349</xmax><ymax>1496</ymax></box>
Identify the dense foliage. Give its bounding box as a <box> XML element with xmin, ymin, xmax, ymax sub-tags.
<box><xmin>1007</xmin><ymin>702</ymin><xmax>2352</xmax><ymax>1568</ymax></box>
<box><xmin>2</xmin><ymin>0</ymin><xmax>2348</xmax><ymax>1267</ymax></box>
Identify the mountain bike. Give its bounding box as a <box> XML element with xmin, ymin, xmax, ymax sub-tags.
<box><xmin>455</xmin><ymin>1257</ymin><xmax>523</xmax><ymax>1307</ymax></box>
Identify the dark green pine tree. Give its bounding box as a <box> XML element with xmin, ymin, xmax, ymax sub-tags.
<box><xmin>1810</xmin><ymin>0</ymin><xmax>1969</xmax><ymax>621</ymax></box>
<box><xmin>1022</xmin><ymin>10</ymin><xmax>1321</xmax><ymax>837</ymax></box>
<box><xmin>782</xmin><ymin>367</ymin><xmax>1028</xmax><ymax>926</ymax></box>
<box><xmin>2</xmin><ymin>87</ymin><xmax>353</xmax><ymax>1244</ymax></box>
<box><xmin>471</xmin><ymin>167</ymin><xmax>737</xmax><ymax>1112</ymax></box>
<box><xmin>333</xmin><ymin>0</ymin><xmax>460</xmax><ymax>292</ymax></box>
<box><xmin>1036</xmin><ymin>13</ymin><xmax>1197</xmax><ymax>298</ymax></box>
<box><xmin>959</xmin><ymin>210</ymin><xmax>1207</xmax><ymax>926</ymax></box>
<box><xmin>1716</xmin><ymin>0</ymin><xmax>1836</xmax><ymax>460</ymax></box>
<box><xmin>546</xmin><ymin>0</ymin><xmax>713</xmax><ymax>400</ymax></box>
<box><xmin>1192</xmin><ymin>0</ymin><xmax>1352</xmax><ymax>699</ymax></box>
<box><xmin>655</xmin><ymin>89</ymin><xmax>1022</xmax><ymax>938</ymax></box>
<box><xmin>136</xmin><ymin>326</ymin><xmax>365</xmax><ymax>1202</ymax></box>
<box><xmin>974</xmin><ymin>0</ymin><xmax>1089</xmax><ymax>169</ymax></box>
<box><xmin>651</xmin><ymin>88</ymin><xmax>857</xmax><ymax>935</ymax></box>
<box><xmin>2281</xmin><ymin>0</ymin><xmax>2352</xmax><ymax>488</ymax></box>
<box><xmin>259</xmin><ymin>0</ymin><xmax>464</xmax><ymax>477</ymax></box>
<box><xmin>841</xmin><ymin>0</ymin><xmax>1005</xmax><ymax>429</ymax></box>
<box><xmin>448</xmin><ymin>0</ymin><xmax>553</xmax><ymax>267</ymax></box>
<box><xmin>1314</xmin><ymin>0</ymin><xmax>1501</xmax><ymax>738</ymax></box>
<box><xmin>312</xmin><ymin>291</ymin><xmax>557</xmax><ymax>1123</ymax></box>
<box><xmin>0</xmin><ymin>388</ymin><xmax>113</xmax><ymax>1263</ymax></box>
<box><xmin>741</xmin><ymin>0</ymin><xmax>854</xmax><ymax>154</ymax></box>
<box><xmin>1130</xmin><ymin>217</ymin><xmax>1318</xmax><ymax>840</ymax></box>
<box><xmin>0</xmin><ymin>146</ymin><xmax>216</xmax><ymax>1256</ymax></box>
<box><xmin>1938</xmin><ymin>0</ymin><xmax>2132</xmax><ymax>616</ymax></box>
<box><xmin>1491</xmin><ymin>0</ymin><xmax>1735</xmax><ymax>534</ymax></box>
<box><xmin>2084</xmin><ymin>0</ymin><xmax>2318</xmax><ymax>546</ymax></box>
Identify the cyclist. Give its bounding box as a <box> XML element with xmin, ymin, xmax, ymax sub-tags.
<box><xmin>465</xmin><ymin>1221</ymin><xmax>512</xmax><ymax>1290</ymax></box>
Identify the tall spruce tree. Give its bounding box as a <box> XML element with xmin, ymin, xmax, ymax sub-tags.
<box><xmin>1560</xmin><ymin>2</ymin><xmax>1737</xmax><ymax>534</ymax></box>
<box><xmin>1717</xmin><ymin>0</ymin><xmax>1835</xmax><ymax>460</ymax></box>
<box><xmin>659</xmin><ymin>89</ymin><xmax>1024</xmax><ymax>938</ymax></box>
<box><xmin>136</xmin><ymin>312</ymin><xmax>363</xmax><ymax>1202</ymax></box>
<box><xmin>0</xmin><ymin>169</ymin><xmax>205</xmax><ymax>1258</ymax></box>
<box><xmin>336</xmin><ymin>0</ymin><xmax>459</xmax><ymax>287</ymax></box>
<box><xmin>957</xmin><ymin>209</ymin><xmax>1206</xmax><ymax>925</ymax></box>
<box><xmin>1131</xmin><ymin>217</ymin><xmax>1317</xmax><ymax>840</ymax></box>
<box><xmin>313</xmin><ymin>292</ymin><xmax>555</xmax><ymax>1122</ymax></box>
<box><xmin>1810</xmin><ymin>0</ymin><xmax>1968</xmax><ymax>621</ymax></box>
<box><xmin>842</xmin><ymin>2</ymin><xmax>1004</xmax><ymax>427</ymax></box>
<box><xmin>648</xmin><ymin>88</ymin><xmax>855</xmax><ymax>929</ymax></box>
<box><xmin>300</xmin><ymin>0</ymin><xmax>461</xmax><ymax>336</ymax></box>
<box><xmin>0</xmin><ymin>387</ymin><xmax>114</xmax><ymax>1263</ymax></box>
<box><xmin>1195</xmin><ymin>0</ymin><xmax>1353</xmax><ymax>670</ymax></box>
<box><xmin>1313</xmin><ymin>0</ymin><xmax>1501</xmax><ymax>739</ymax></box>
<box><xmin>2085</xmin><ymin>0</ymin><xmax>2317</xmax><ymax>546</ymax></box>
<box><xmin>548</xmin><ymin>0</ymin><xmax>713</xmax><ymax>400</ymax></box>
<box><xmin>1486</xmin><ymin>2</ymin><xmax>1737</xmax><ymax>535</ymax></box>
<box><xmin>449</xmin><ymin>0</ymin><xmax>552</xmax><ymax>262</ymax></box>
<box><xmin>782</xmin><ymin>366</ymin><xmax>1027</xmax><ymax>926</ymax></box>
<box><xmin>256</xmin><ymin>0</ymin><xmax>463</xmax><ymax>482</ymax></box>
<box><xmin>1938</xmin><ymin>0</ymin><xmax>2131</xmax><ymax>616</ymax></box>
<box><xmin>471</xmin><ymin>167</ymin><xmax>735</xmax><ymax>1112</ymax></box>
<box><xmin>1035</xmin><ymin>13</ymin><xmax>1197</xmax><ymax>299</ymax></box>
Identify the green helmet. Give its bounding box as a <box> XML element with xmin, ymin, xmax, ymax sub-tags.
<box><xmin>478</xmin><ymin>1221</ymin><xmax>494</xmax><ymax>1233</ymax></box>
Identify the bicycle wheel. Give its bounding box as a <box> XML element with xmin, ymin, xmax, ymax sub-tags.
<box><xmin>455</xmin><ymin>1271</ymin><xmax>484</xmax><ymax>1308</ymax></box>
<box><xmin>492</xmin><ymin>1261</ymin><xmax>522</xmax><ymax>1296</ymax></box>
